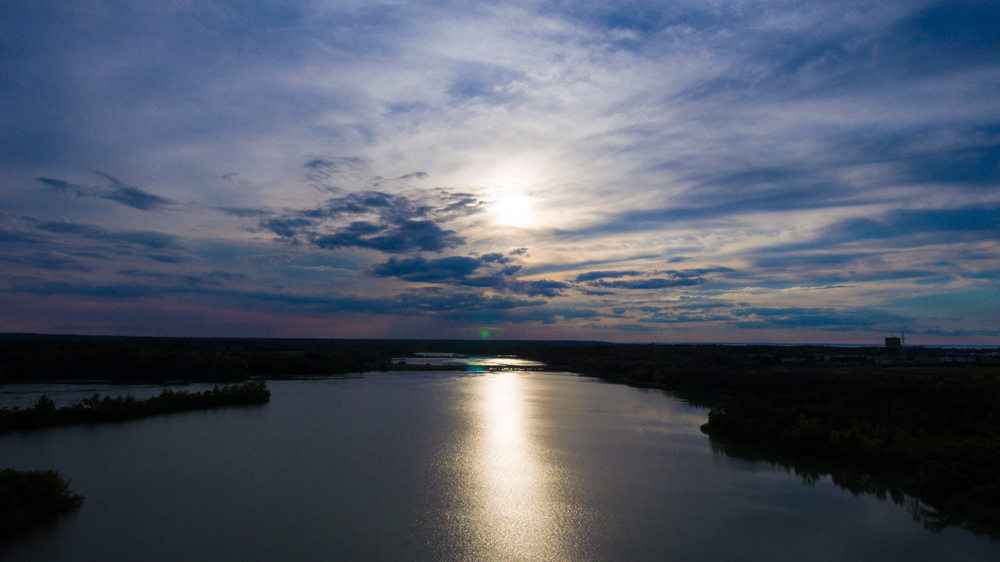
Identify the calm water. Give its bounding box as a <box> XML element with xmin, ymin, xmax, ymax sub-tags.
<box><xmin>1</xmin><ymin>371</ymin><xmax>997</xmax><ymax>561</ymax></box>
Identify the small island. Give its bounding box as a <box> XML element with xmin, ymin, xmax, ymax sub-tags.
<box><xmin>0</xmin><ymin>468</ymin><xmax>84</xmax><ymax>536</ymax></box>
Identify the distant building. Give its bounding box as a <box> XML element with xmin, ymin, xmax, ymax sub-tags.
<box><xmin>885</xmin><ymin>337</ymin><xmax>901</xmax><ymax>354</ymax></box>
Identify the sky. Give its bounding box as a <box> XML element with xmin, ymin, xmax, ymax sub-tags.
<box><xmin>1</xmin><ymin>0</ymin><xmax>998</xmax><ymax>344</ymax></box>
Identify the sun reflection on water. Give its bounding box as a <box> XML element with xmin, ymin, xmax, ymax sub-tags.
<box><xmin>457</xmin><ymin>372</ymin><xmax>578</xmax><ymax>562</ymax></box>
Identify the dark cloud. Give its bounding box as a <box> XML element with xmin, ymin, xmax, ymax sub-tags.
<box><xmin>11</xmin><ymin>281</ymin><xmax>164</xmax><ymax>300</ymax></box>
<box><xmin>582</xmin><ymin>323</ymin><xmax>665</xmax><ymax>332</ymax></box>
<box><xmin>734</xmin><ymin>206</ymin><xmax>1000</xmax><ymax>285</ymax></box>
<box><xmin>371</xmin><ymin>254</ymin><xmax>567</xmax><ymax>296</ymax></box>
<box><xmin>103</xmin><ymin>186</ymin><xmax>173</xmax><ymax>211</ymax></box>
<box><xmin>575</xmin><ymin>175</ymin><xmax>854</xmax><ymax>237</ymax></box>
<box><xmin>823</xmin><ymin>207</ymin><xmax>1000</xmax><ymax>245</ymax></box>
<box><xmin>732</xmin><ymin>307</ymin><xmax>911</xmax><ymax>329</ymax></box>
<box><xmin>639</xmin><ymin>311</ymin><xmax>733</xmax><ymax>324</ymax></box>
<box><xmin>371</xmin><ymin>256</ymin><xmax>483</xmax><ymax>282</ymax></box>
<box><xmin>435</xmin><ymin>191</ymin><xmax>485</xmax><ymax>219</ymax></box>
<box><xmin>480</xmin><ymin>252</ymin><xmax>511</xmax><ymax>264</ymax></box>
<box><xmin>754</xmin><ymin>206</ymin><xmax>1000</xmax><ymax>259</ymax></box>
<box><xmin>256</xmin><ymin>189</ymin><xmax>482</xmax><ymax>253</ymax></box>
<box><xmin>752</xmin><ymin>252</ymin><xmax>869</xmax><ymax>270</ymax></box>
<box><xmin>507</xmin><ymin>280</ymin><xmax>572</xmax><ymax>298</ymax></box>
<box><xmin>574</xmin><ymin>270</ymin><xmax>643</xmax><ymax>282</ymax></box>
<box><xmin>0</xmin><ymin>229</ymin><xmax>45</xmax><ymax>244</ymax></box>
<box><xmin>577</xmin><ymin>269</ymin><xmax>729</xmax><ymax>290</ymax></box>
<box><xmin>313</xmin><ymin>219</ymin><xmax>462</xmax><ymax>253</ymax></box>
<box><xmin>907</xmin><ymin>328</ymin><xmax>1000</xmax><ymax>337</ymax></box>
<box><xmin>147</xmin><ymin>254</ymin><xmax>186</xmax><ymax>263</ymax></box>
<box><xmin>505</xmin><ymin>307</ymin><xmax>601</xmax><ymax>324</ymax></box>
<box><xmin>304</xmin><ymin>157</ymin><xmax>367</xmax><ymax>171</ymax></box>
<box><xmin>594</xmin><ymin>278</ymin><xmax>706</xmax><ymax>290</ymax></box>
<box><xmin>0</xmin><ymin>252</ymin><xmax>90</xmax><ymax>272</ymax></box>
<box><xmin>386</xmin><ymin>290</ymin><xmax>546</xmax><ymax>315</ymax></box>
<box><xmin>264</xmin><ymin>218</ymin><xmax>314</xmax><ymax>238</ymax></box>
<box><xmin>119</xmin><ymin>269</ymin><xmax>170</xmax><ymax>279</ymax></box>
<box><xmin>303</xmin><ymin>157</ymin><xmax>370</xmax><ymax>192</ymax></box>
<box><xmin>35</xmin><ymin>220</ymin><xmax>180</xmax><ymax>249</ymax></box>
<box><xmin>37</xmin><ymin>173</ymin><xmax>173</xmax><ymax>211</ymax></box>
<box><xmin>5</xmin><ymin>280</ymin><xmax>547</xmax><ymax>320</ymax></box>
<box><xmin>580</xmin><ymin>288</ymin><xmax>617</xmax><ymax>296</ymax></box>
<box><xmin>656</xmin><ymin>267</ymin><xmax>735</xmax><ymax>278</ymax></box>
<box><xmin>218</xmin><ymin>207</ymin><xmax>272</xmax><ymax>218</ymax></box>
<box><xmin>641</xmin><ymin>301</ymin><xmax>738</xmax><ymax>314</ymax></box>
<box><xmin>121</xmin><ymin>269</ymin><xmax>242</xmax><ymax>285</ymax></box>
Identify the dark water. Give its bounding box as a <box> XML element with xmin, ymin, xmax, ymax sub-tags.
<box><xmin>1</xmin><ymin>371</ymin><xmax>997</xmax><ymax>561</ymax></box>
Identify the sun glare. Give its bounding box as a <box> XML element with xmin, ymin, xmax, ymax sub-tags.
<box><xmin>491</xmin><ymin>194</ymin><xmax>536</xmax><ymax>228</ymax></box>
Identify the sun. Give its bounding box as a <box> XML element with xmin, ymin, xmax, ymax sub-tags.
<box><xmin>491</xmin><ymin>194</ymin><xmax>536</xmax><ymax>228</ymax></box>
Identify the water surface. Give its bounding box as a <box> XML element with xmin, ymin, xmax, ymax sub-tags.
<box><xmin>1</xmin><ymin>371</ymin><xmax>996</xmax><ymax>561</ymax></box>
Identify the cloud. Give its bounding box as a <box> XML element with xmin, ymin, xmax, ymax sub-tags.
<box><xmin>147</xmin><ymin>254</ymin><xmax>186</xmax><ymax>263</ymax></box>
<box><xmin>594</xmin><ymin>278</ymin><xmax>706</xmax><ymax>290</ymax></box>
<box><xmin>371</xmin><ymin>254</ymin><xmax>569</xmax><ymax>296</ymax></box>
<box><xmin>0</xmin><ymin>229</ymin><xmax>45</xmax><ymax>244</ymax></box>
<box><xmin>657</xmin><ymin>267</ymin><xmax>735</xmax><ymax>278</ymax></box>
<box><xmin>447</xmin><ymin>62</ymin><xmax>529</xmax><ymax>105</ymax></box>
<box><xmin>581</xmin><ymin>323</ymin><xmax>665</xmax><ymax>332</ymax></box>
<box><xmin>820</xmin><ymin>206</ymin><xmax>1000</xmax><ymax>246</ymax></box>
<box><xmin>507</xmin><ymin>279</ymin><xmax>572</xmax><ymax>298</ymax></box>
<box><xmin>218</xmin><ymin>207</ymin><xmax>272</xmax><ymax>218</ymax></box>
<box><xmin>574</xmin><ymin>270</ymin><xmax>643</xmax><ymax>282</ymax></box>
<box><xmin>313</xmin><ymin>219</ymin><xmax>462</xmax><ymax>253</ymax></box>
<box><xmin>572</xmin><ymin>268</ymin><xmax>729</xmax><ymax>291</ymax></box>
<box><xmin>303</xmin><ymin>157</ymin><xmax>371</xmax><ymax>192</ymax></box>
<box><xmin>0</xmin><ymin>252</ymin><xmax>90</xmax><ymax>272</ymax></box>
<box><xmin>257</xmin><ymin>187</ymin><xmax>480</xmax><ymax>253</ymax></box>
<box><xmin>35</xmin><ymin>220</ymin><xmax>180</xmax><ymax>249</ymax></box>
<box><xmin>505</xmin><ymin>307</ymin><xmax>601</xmax><ymax>324</ymax></box>
<box><xmin>4</xmin><ymin>280</ymin><xmax>548</xmax><ymax>321</ymax></box>
<box><xmin>732</xmin><ymin>307</ymin><xmax>911</xmax><ymax>330</ymax></box>
<box><xmin>480</xmin><ymin>252</ymin><xmax>512</xmax><ymax>264</ymax></box>
<box><xmin>37</xmin><ymin>172</ymin><xmax>173</xmax><ymax>211</ymax></box>
<box><xmin>263</xmin><ymin>218</ymin><xmax>314</xmax><ymax>238</ymax></box>
<box><xmin>371</xmin><ymin>255</ymin><xmax>483</xmax><ymax>282</ymax></box>
<box><xmin>11</xmin><ymin>281</ymin><xmax>165</xmax><ymax>300</ymax></box>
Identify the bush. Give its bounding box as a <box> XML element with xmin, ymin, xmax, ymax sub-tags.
<box><xmin>0</xmin><ymin>468</ymin><xmax>84</xmax><ymax>534</ymax></box>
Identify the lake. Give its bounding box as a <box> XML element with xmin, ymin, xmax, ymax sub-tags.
<box><xmin>1</xmin><ymin>371</ymin><xmax>997</xmax><ymax>561</ymax></box>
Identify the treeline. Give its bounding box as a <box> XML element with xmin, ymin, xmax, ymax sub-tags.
<box><xmin>0</xmin><ymin>468</ymin><xmax>84</xmax><ymax>535</ymax></box>
<box><xmin>0</xmin><ymin>336</ymin><xmax>387</xmax><ymax>381</ymax></box>
<box><xmin>701</xmin><ymin>372</ymin><xmax>1000</xmax><ymax>528</ymax></box>
<box><xmin>3</xmin><ymin>335</ymin><xmax>990</xmax><ymax>383</ymax></box>
<box><xmin>0</xmin><ymin>381</ymin><xmax>270</xmax><ymax>433</ymax></box>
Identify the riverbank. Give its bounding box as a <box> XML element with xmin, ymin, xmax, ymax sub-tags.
<box><xmin>698</xmin><ymin>371</ymin><xmax>1000</xmax><ymax>535</ymax></box>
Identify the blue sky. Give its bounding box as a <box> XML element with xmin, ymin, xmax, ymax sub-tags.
<box><xmin>1</xmin><ymin>0</ymin><xmax>998</xmax><ymax>343</ymax></box>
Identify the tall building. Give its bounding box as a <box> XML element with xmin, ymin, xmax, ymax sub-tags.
<box><xmin>885</xmin><ymin>337</ymin><xmax>901</xmax><ymax>354</ymax></box>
